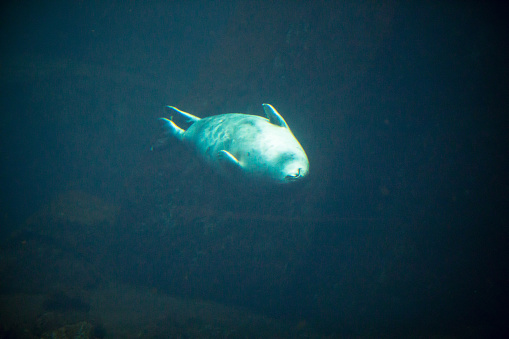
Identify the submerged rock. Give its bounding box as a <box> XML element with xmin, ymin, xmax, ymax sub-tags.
<box><xmin>41</xmin><ymin>321</ymin><xmax>93</xmax><ymax>339</ymax></box>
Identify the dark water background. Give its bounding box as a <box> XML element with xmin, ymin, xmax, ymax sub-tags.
<box><xmin>1</xmin><ymin>1</ymin><xmax>507</xmax><ymax>338</ymax></box>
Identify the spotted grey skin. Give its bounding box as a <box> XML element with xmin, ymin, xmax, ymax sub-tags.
<box><xmin>157</xmin><ymin>104</ymin><xmax>309</xmax><ymax>184</ymax></box>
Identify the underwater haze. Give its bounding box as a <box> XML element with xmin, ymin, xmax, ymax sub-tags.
<box><xmin>1</xmin><ymin>1</ymin><xmax>507</xmax><ymax>338</ymax></box>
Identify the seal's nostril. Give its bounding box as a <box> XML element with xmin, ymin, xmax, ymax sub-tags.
<box><xmin>285</xmin><ymin>170</ymin><xmax>301</xmax><ymax>181</ymax></box>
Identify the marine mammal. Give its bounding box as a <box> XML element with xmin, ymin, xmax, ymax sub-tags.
<box><xmin>155</xmin><ymin>104</ymin><xmax>309</xmax><ymax>184</ymax></box>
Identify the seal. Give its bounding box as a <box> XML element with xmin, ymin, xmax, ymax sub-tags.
<box><xmin>154</xmin><ymin>104</ymin><xmax>309</xmax><ymax>184</ymax></box>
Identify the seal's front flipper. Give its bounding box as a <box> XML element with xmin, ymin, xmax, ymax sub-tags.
<box><xmin>218</xmin><ymin>150</ymin><xmax>242</xmax><ymax>172</ymax></box>
<box><xmin>150</xmin><ymin>118</ymin><xmax>185</xmax><ymax>151</ymax></box>
<box><xmin>262</xmin><ymin>103</ymin><xmax>289</xmax><ymax>129</ymax></box>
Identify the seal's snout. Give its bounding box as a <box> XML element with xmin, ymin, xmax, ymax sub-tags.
<box><xmin>285</xmin><ymin>168</ymin><xmax>306</xmax><ymax>182</ymax></box>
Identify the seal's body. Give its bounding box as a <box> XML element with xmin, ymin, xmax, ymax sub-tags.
<box><xmin>157</xmin><ymin>104</ymin><xmax>309</xmax><ymax>184</ymax></box>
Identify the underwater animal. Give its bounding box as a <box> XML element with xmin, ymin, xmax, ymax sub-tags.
<box><xmin>155</xmin><ymin>103</ymin><xmax>309</xmax><ymax>184</ymax></box>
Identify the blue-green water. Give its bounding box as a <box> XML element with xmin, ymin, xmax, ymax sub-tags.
<box><xmin>1</xmin><ymin>1</ymin><xmax>507</xmax><ymax>337</ymax></box>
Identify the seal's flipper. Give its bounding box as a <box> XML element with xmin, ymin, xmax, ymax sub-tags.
<box><xmin>159</xmin><ymin>118</ymin><xmax>185</xmax><ymax>140</ymax></box>
<box><xmin>262</xmin><ymin>103</ymin><xmax>289</xmax><ymax>129</ymax></box>
<box><xmin>166</xmin><ymin>106</ymin><xmax>201</xmax><ymax>123</ymax></box>
<box><xmin>150</xmin><ymin>117</ymin><xmax>185</xmax><ymax>151</ymax></box>
<box><xmin>218</xmin><ymin>150</ymin><xmax>242</xmax><ymax>172</ymax></box>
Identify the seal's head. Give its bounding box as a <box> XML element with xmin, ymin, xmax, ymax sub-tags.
<box><xmin>271</xmin><ymin>148</ymin><xmax>309</xmax><ymax>184</ymax></box>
